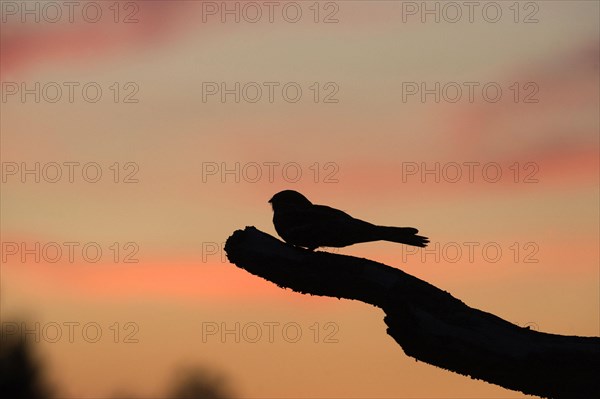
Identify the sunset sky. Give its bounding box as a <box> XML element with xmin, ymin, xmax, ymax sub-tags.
<box><xmin>1</xmin><ymin>1</ymin><xmax>599</xmax><ymax>398</ymax></box>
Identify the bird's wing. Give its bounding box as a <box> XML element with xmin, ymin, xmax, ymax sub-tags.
<box><xmin>280</xmin><ymin>204</ymin><xmax>376</xmax><ymax>247</ymax></box>
<box><xmin>310</xmin><ymin>204</ymin><xmax>358</xmax><ymax>220</ymax></box>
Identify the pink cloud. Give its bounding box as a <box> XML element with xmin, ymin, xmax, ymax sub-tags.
<box><xmin>1</xmin><ymin>1</ymin><xmax>198</xmax><ymax>79</ymax></box>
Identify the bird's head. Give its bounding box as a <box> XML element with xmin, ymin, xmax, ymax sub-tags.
<box><xmin>268</xmin><ymin>190</ymin><xmax>312</xmax><ymax>211</ymax></box>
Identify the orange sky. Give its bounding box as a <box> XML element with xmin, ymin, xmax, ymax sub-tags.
<box><xmin>1</xmin><ymin>1</ymin><xmax>598</xmax><ymax>398</ymax></box>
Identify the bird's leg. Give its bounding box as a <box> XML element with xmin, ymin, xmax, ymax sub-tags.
<box><xmin>290</xmin><ymin>244</ymin><xmax>316</xmax><ymax>251</ymax></box>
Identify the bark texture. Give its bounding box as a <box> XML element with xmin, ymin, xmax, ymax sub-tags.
<box><xmin>224</xmin><ymin>227</ymin><xmax>600</xmax><ymax>399</ymax></box>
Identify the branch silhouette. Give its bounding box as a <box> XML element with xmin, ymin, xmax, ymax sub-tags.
<box><xmin>225</xmin><ymin>227</ymin><xmax>599</xmax><ymax>399</ymax></box>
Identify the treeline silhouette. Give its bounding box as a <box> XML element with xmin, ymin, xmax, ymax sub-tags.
<box><xmin>1</xmin><ymin>321</ymin><xmax>235</xmax><ymax>399</ymax></box>
<box><xmin>0</xmin><ymin>323</ymin><xmax>53</xmax><ymax>399</ymax></box>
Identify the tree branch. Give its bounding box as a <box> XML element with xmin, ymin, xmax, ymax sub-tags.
<box><xmin>224</xmin><ymin>227</ymin><xmax>600</xmax><ymax>399</ymax></box>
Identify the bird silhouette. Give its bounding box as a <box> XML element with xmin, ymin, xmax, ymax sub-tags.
<box><xmin>269</xmin><ymin>190</ymin><xmax>429</xmax><ymax>251</ymax></box>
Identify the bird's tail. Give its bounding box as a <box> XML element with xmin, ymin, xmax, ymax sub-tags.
<box><xmin>376</xmin><ymin>226</ymin><xmax>429</xmax><ymax>247</ymax></box>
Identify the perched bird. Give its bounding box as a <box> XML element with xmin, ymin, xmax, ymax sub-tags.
<box><xmin>268</xmin><ymin>190</ymin><xmax>429</xmax><ymax>250</ymax></box>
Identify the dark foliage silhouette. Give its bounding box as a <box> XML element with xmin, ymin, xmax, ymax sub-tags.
<box><xmin>269</xmin><ymin>190</ymin><xmax>429</xmax><ymax>250</ymax></box>
<box><xmin>1</xmin><ymin>322</ymin><xmax>236</xmax><ymax>399</ymax></box>
<box><xmin>0</xmin><ymin>323</ymin><xmax>53</xmax><ymax>399</ymax></box>
<box><xmin>165</xmin><ymin>365</ymin><xmax>234</xmax><ymax>399</ymax></box>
